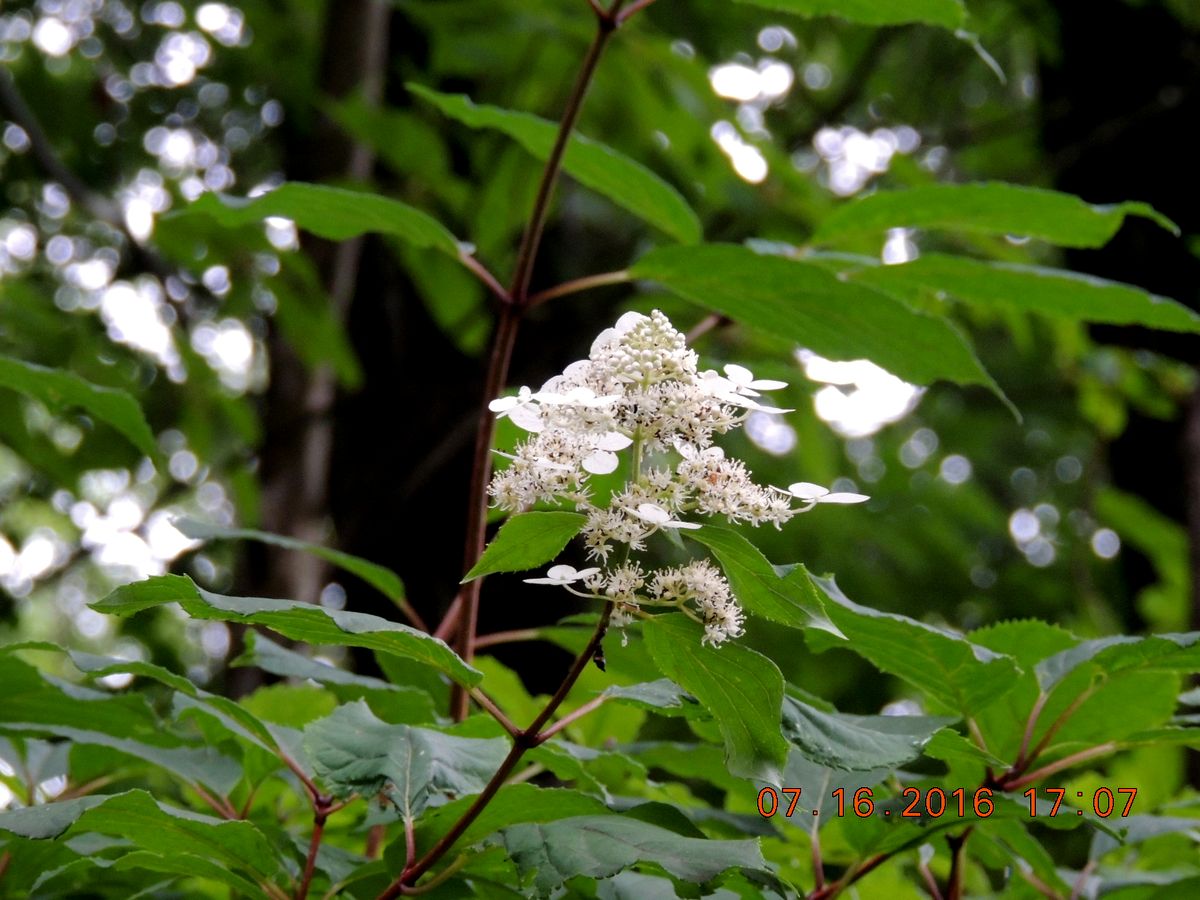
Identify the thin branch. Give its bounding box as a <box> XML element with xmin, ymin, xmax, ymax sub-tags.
<box><xmin>379</xmin><ymin>604</ymin><xmax>613</xmax><ymax>898</ymax></box>
<box><xmin>917</xmin><ymin>856</ymin><xmax>943</xmax><ymax>900</ymax></box>
<box><xmin>470</xmin><ymin>686</ymin><xmax>522</xmax><ymax>737</ymax></box>
<box><xmin>811</xmin><ymin>825</ymin><xmax>826</xmax><ymax>892</ymax></box>
<box><xmin>1020</xmin><ymin>869</ymin><xmax>1065</xmax><ymax>900</ymax></box>
<box><xmin>1002</xmin><ymin>743</ymin><xmax>1119</xmax><ymax>793</ymax></box>
<box><xmin>459</xmin><ymin>251</ymin><xmax>511</xmax><ymax>304</ymax></box>
<box><xmin>1070</xmin><ymin>860</ymin><xmax>1097</xmax><ymax>900</ymax></box>
<box><xmin>404</xmin><ymin>817</ymin><xmax>417</xmax><ymax>872</ymax></box>
<box><xmin>434</xmin><ymin>591</ymin><xmax>463</xmax><ymax>643</ymax></box>
<box><xmin>686</xmin><ymin>313</ymin><xmax>729</xmax><ymax>343</ymax></box>
<box><xmin>526</xmin><ymin>269</ymin><xmax>631</xmax><ymax>307</ymax></box>
<box><xmin>365</xmin><ymin>823</ymin><xmax>386</xmax><ymax>860</ymax></box>
<box><xmin>296</xmin><ymin>805</ymin><xmax>330</xmax><ymax>900</ymax></box>
<box><xmin>282</xmin><ymin>753</ymin><xmax>322</xmax><ymax>804</ymax></box>
<box><xmin>193</xmin><ymin>784</ymin><xmax>239</xmax><ymax>820</ymax></box>
<box><xmin>808</xmin><ymin>852</ymin><xmax>888</xmax><ymax>900</ymax></box>
<box><xmin>474</xmin><ymin>627</ymin><xmax>541</xmax><ymax>649</ymax></box>
<box><xmin>946</xmin><ymin>829</ymin><xmax>971</xmax><ymax>900</ymax></box>
<box><xmin>1026</xmin><ymin>687</ymin><xmax>1095</xmax><ymax>765</ymax></box>
<box><xmin>616</xmin><ymin>0</ymin><xmax>658</xmax><ymax>24</ymax></box>
<box><xmin>536</xmin><ymin>694</ymin><xmax>607</xmax><ymax>743</ymax></box>
<box><xmin>1015</xmin><ymin>692</ymin><xmax>1049</xmax><ymax>770</ymax></box>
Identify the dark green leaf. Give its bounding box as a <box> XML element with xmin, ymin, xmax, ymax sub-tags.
<box><xmin>501</xmin><ymin>815</ymin><xmax>766</xmax><ymax>895</ymax></box>
<box><xmin>91</xmin><ymin>574</ymin><xmax>480</xmax><ymax>686</ymax></box>
<box><xmin>643</xmin><ymin>614</ymin><xmax>787</xmax><ymax>784</ymax></box>
<box><xmin>685</xmin><ymin>527</ymin><xmax>841</xmax><ymax>635</ymax></box>
<box><xmin>413</xmin><ymin>784</ymin><xmax>609</xmax><ymax>856</ymax></box>
<box><xmin>732</xmin><ymin>0</ymin><xmax>964</xmax><ymax>28</ymax></box>
<box><xmin>184</xmin><ymin>183</ymin><xmax>461</xmax><ymax>255</ymax></box>
<box><xmin>853</xmin><ymin>255</ymin><xmax>1200</xmax><ymax>333</ymax></box>
<box><xmin>303</xmin><ymin>700</ymin><xmax>507</xmax><ymax>819</ymax></box>
<box><xmin>1090</xmin><ymin>814</ymin><xmax>1200</xmax><ymax>860</ymax></box>
<box><xmin>602</xmin><ymin>679</ymin><xmax>701</xmax><ymax>717</ymax></box>
<box><xmin>781</xmin><ymin>695</ymin><xmax>953</xmax><ymax>770</ymax></box>
<box><xmin>463</xmin><ymin>511</ymin><xmax>587</xmax><ymax>582</ymax></box>
<box><xmin>631</xmin><ymin>244</ymin><xmax>1000</xmax><ymax>392</ymax></box>
<box><xmin>409</xmin><ymin>85</ymin><xmax>701</xmax><ymax>244</ymax></box>
<box><xmin>0</xmin><ymin>355</ymin><xmax>158</xmax><ymax>459</ymax></box>
<box><xmin>812</xmin><ymin>183</ymin><xmax>1176</xmax><ymax>248</ymax></box>
<box><xmin>808</xmin><ymin>575</ymin><xmax>1020</xmax><ymax>714</ymax></box>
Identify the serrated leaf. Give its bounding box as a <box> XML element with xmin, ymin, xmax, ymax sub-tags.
<box><xmin>0</xmin><ymin>355</ymin><xmax>158</xmax><ymax>459</ymax></box>
<box><xmin>781</xmin><ymin>695</ymin><xmax>953</xmax><ymax>771</ymax></box>
<box><xmin>176</xmin><ymin>518</ymin><xmax>410</xmax><ymax>610</ymax></box>
<box><xmin>643</xmin><ymin>614</ymin><xmax>787</xmax><ymax>784</ymax></box>
<box><xmin>969</xmin><ymin>619</ymin><xmax>1080</xmax><ymax>670</ymax></box>
<box><xmin>184</xmin><ymin>182</ymin><xmax>461</xmax><ymax>255</ymax></box>
<box><xmin>854</xmin><ymin>255</ymin><xmax>1200</xmax><ymax>333</ymax></box>
<box><xmin>685</xmin><ymin>527</ymin><xmax>841</xmax><ymax>635</ymax></box>
<box><xmin>1036</xmin><ymin>632</ymin><xmax>1200</xmax><ymax>691</ymax></box>
<box><xmin>808</xmin><ymin>575</ymin><xmax>1020</xmax><ymax>715</ymax></box>
<box><xmin>413</xmin><ymin>784</ymin><xmax>609</xmax><ymax>857</ymax></box>
<box><xmin>463</xmin><ymin>511</ymin><xmax>587</xmax><ymax>582</ymax></box>
<box><xmin>409</xmin><ymin>85</ymin><xmax>701</xmax><ymax>244</ymax></box>
<box><xmin>501</xmin><ymin>815</ymin><xmax>766</xmax><ymax>896</ymax></box>
<box><xmin>1090</xmin><ymin>814</ymin><xmax>1200</xmax><ymax>860</ymax></box>
<box><xmin>812</xmin><ymin>183</ymin><xmax>1176</xmax><ymax>248</ymax></box>
<box><xmin>303</xmin><ymin>700</ymin><xmax>507</xmax><ymax>820</ymax></box>
<box><xmin>923</xmin><ymin>728</ymin><xmax>1008</xmax><ymax>769</ymax></box>
<box><xmin>91</xmin><ymin>574</ymin><xmax>480</xmax><ymax>686</ymax></box>
<box><xmin>732</xmin><ymin>0</ymin><xmax>964</xmax><ymax>28</ymax></box>
<box><xmin>631</xmin><ymin>244</ymin><xmax>1000</xmax><ymax>392</ymax></box>
<box><xmin>601</xmin><ymin>679</ymin><xmax>701</xmax><ymax>717</ymax></box>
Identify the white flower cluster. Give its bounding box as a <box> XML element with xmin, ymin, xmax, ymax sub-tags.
<box><xmin>489</xmin><ymin>310</ymin><xmax>867</xmax><ymax>647</ymax></box>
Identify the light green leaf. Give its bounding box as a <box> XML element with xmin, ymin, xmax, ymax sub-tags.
<box><xmin>409</xmin><ymin>84</ymin><xmax>701</xmax><ymax>244</ymax></box>
<box><xmin>781</xmin><ymin>695</ymin><xmax>953</xmax><ymax>770</ymax></box>
<box><xmin>643</xmin><ymin>614</ymin><xmax>787</xmax><ymax>784</ymax></box>
<box><xmin>1090</xmin><ymin>815</ymin><xmax>1200</xmax><ymax>860</ymax></box>
<box><xmin>91</xmin><ymin>574</ymin><xmax>480</xmax><ymax>686</ymax></box>
<box><xmin>685</xmin><ymin>527</ymin><xmax>840</xmax><ymax>635</ymax></box>
<box><xmin>732</xmin><ymin>0</ymin><xmax>964</xmax><ymax>28</ymax></box>
<box><xmin>413</xmin><ymin>784</ymin><xmax>609</xmax><ymax>856</ymax></box>
<box><xmin>175</xmin><ymin>518</ymin><xmax>409</xmax><ymax>609</ymax></box>
<box><xmin>601</xmin><ymin>679</ymin><xmax>702</xmax><ymax>717</ymax></box>
<box><xmin>808</xmin><ymin>575</ymin><xmax>1020</xmax><ymax>715</ymax></box>
<box><xmin>923</xmin><ymin>728</ymin><xmax>1008</xmax><ymax>768</ymax></box>
<box><xmin>631</xmin><ymin>244</ymin><xmax>999</xmax><ymax>392</ymax></box>
<box><xmin>0</xmin><ymin>355</ymin><xmax>158</xmax><ymax>459</ymax></box>
<box><xmin>463</xmin><ymin>511</ymin><xmax>588</xmax><ymax>582</ymax></box>
<box><xmin>184</xmin><ymin>182</ymin><xmax>461</xmax><ymax>255</ymax></box>
<box><xmin>854</xmin><ymin>255</ymin><xmax>1200</xmax><ymax>333</ymax></box>
<box><xmin>812</xmin><ymin>183</ymin><xmax>1177</xmax><ymax>248</ymax></box>
<box><xmin>1036</xmin><ymin>632</ymin><xmax>1200</xmax><ymax>691</ymax></box>
<box><xmin>501</xmin><ymin>815</ymin><xmax>766</xmax><ymax>896</ymax></box>
<box><xmin>303</xmin><ymin>700</ymin><xmax>507</xmax><ymax>819</ymax></box>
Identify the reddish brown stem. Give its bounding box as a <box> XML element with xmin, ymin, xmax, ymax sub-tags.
<box><xmin>1002</xmin><ymin>742</ymin><xmax>1118</xmax><ymax>792</ymax></box>
<box><xmin>471</xmin><ymin>686</ymin><xmax>522</xmax><ymax>737</ymax></box>
<box><xmin>807</xmin><ymin>852</ymin><xmax>888</xmax><ymax>900</ymax></box>
<box><xmin>536</xmin><ymin>694</ymin><xmax>607</xmax><ymax>742</ymax></box>
<box><xmin>526</xmin><ymin>269</ymin><xmax>631</xmax><ymax>307</ymax></box>
<box><xmin>474</xmin><ymin>627</ymin><xmax>541</xmax><ymax>649</ymax></box>
<box><xmin>296</xmin><ymin>802</ymin><xmax>331</xmax><ymax>900</ymax></box>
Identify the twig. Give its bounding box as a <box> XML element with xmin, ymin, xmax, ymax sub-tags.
<box><xmin>1069</xmin><ymin>860</ymin><xmax>1097</xmax><ymax>900</ymax></box>
<box><xmin>365</xmin><ymin>823</ymin><xmax>386</xmax><ymax>860</ymax></box>
<box><xmin>459</xmin><ymin>251</ymin><xmax>511</xmax><ymax>304</ymax></box>
<box><xmin>193</xmin><ymin>784</ymin><xmax>239</xmax><ymax>820</ymax></box>
<box><xmin>616</xmin><ymin>0</ymin><xmax>658</xmax><ymax>24</ymax></box>
<box><xmin>474</xmin><ymin>627</ymin><xmax>541</xmax><ymax>649</ymax></box>
<box><xmin>526</xmin><ymin>269</ymin><xmax>631</xmax><ymax>307</ymax></box>
<box><xmin>378</xmin><ymin>604</ymin><xmax>613</xmax><ymax>898</ymax></box>
<box><xmin>1015</xmin><ymin>692</ymin><xmax>1048</xmax><ymax>770</ymax></box>
<box><xmin>1002</xmin><ymin>743</ymin><xmax>1118</xmax><ymax>793</ymax></box>
<box><xmin>1025</xmin><ymin>687</ymin><xmax>1095</xmax><ymax>765</ymax></box>
<box><xmin>917</xmin><ymin>855</ymin><xmax>943</xmax><ymax>900</ymax></box>
<box><xmin>946</xmin><ymin>829</ymin><xmax>971</xmax><ymax>900</ymax></box>
<box><xmin>808</xmin><ymin>852</ymin><xmax>888</xmax><ymax>900</ymax></box>
<box><xmin>281</xmin><ymin>752</ymin><xmax>322</xmax><ymax>804</ymax></box>
<box><xmin>404</xmin><ymin>817</ymin><xmax>417</xmax><ymax>871</ymax></box>
<box><xmin>296</xmin><ymin>800</ymin><xmax>331</xmax><ymax>900</ymax></box>
<box><xmin>811</xmin><ymin>823</ymin><xmax>826</xmax><ymax>892</ymax></box>
<box><xmin>470</xmin><ymin>687</ymin><xmax>522</xmax><ymax>737</ymax></box>
<box><xmin>536</xmin><ymin>694</ymin><xmax>607</xmax><ymax>742</ymax></box>
<box><xmin>685</xmin><ymin>314</ymin><xmax>729</xmax><ymax>343</ymax></box>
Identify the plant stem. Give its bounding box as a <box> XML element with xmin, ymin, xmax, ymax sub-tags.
<box><xmin>474</xmin><ymin>627</ymin><xmax>541</xmax><ymax>649</ymax></box>
<box><xmin>810</xmin><ymin>824</ymin><xmax>825</xmax><ymax>892</ymax></box>
<box><xmin>1015</xmin><ymin>692</ymin><xmax>1048</xmax><ymax>770</ymax></box>
<box><xmin>526</xmin><ymin>269</ymin><xmax>631</xmax><ymax>307</ymax></box>
<box><xmin>458</xmin><ymin>250</ymin><xmax>511</xmax><ymax>303</ymax></box>
<box><xmin>1002</xmin><ymin>742</ymin><xmax>1118</xmax><ymax>792</ymax></box>
<box><xmin>470</xmin><ymin>686</ymin><xmax>522</xmax><ymax>736</ymax></box>
<box><xmin>1026</xmin><ymin>687</ymin><xmax>1095</xmax><ymax>764</ymax></box>
<box><xmin>296</xmin><ymin>804</ymin><xmax>330</xmax><ymax>900</ymax></box>
<box><xmin>536</xmin><ymin>694</ymin><xmax>608</xmax><ymax>742</ymax></box>
<box><xmin>946</xmin><ymin>829</ymin><xmax>971</xmax><ymax>900</ymax></box>
<box><xmin>378</xmin><ymin>604</ymin><xmax>613</xmax><ymax>898</ymax></box>
<box><xmin>807</xmin><ymin>852</ymin><xmax>888</xmax><ymax>900</ymax></box>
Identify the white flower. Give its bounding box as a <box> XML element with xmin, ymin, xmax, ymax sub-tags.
<box><xmin>524</xmin><ymin>564</ymin><xmax>602</xmax><ymax>585</ymax></box>
<box><xmin>723</xmin><ymin>363</ymin><xmax>788</xmax><ymax>396</ymax></box>
<box><xmin>634</xmin><ymin>502</ymin><xmax>701</xmax><ymax>530</ymax></box>
<box><xmin>785</xmin><ymin>482</ymin><xmax>870</xmax><ymax>504</ymax></box>
<box><xmin>489</xmin><ymin>386</ymin><xmax>544</xmax><ymax>432</ymax></box>
<box><xmin>581</xmin><ymin>431</ymin><xmax>633</xmax><ymax>475</ymax></box>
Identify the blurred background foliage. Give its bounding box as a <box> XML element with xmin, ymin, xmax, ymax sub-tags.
<box><xmin>0</xmin><ymin>0</ymin><xmax>1196</xmax><ymax>788</ymax></box>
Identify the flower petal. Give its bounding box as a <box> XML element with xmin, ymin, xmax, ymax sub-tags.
<box><xmin>595</xmin><ymin>432</ymin><xmax>633</xmax><ymax>451</ymax></box>
<box><xmin>635</xmin><ymin>503</ymin><xmax>670</xmax><ymax>524</ymax></box>
<box><xmin>614</xmin><ymin>311</ymin><xmax>648</xmax><ymax>334</ymax></box>
<box><xmin>724</xmin><ymin>363</ymin><xmax>754</xmax><ymax>386</ymax></box>
<box><xmin>665</xmin><ymin>520</ymin><xmax>702</xmax><ymax>530</ymax></box>
<box><xmin>788</xmin><ymin>482</ymin><xmax>830</xmax><ymax>500</ymax></box>
<box><xmin>582</xmin><ymin>449</ymin><xmax>619</xmax><ymax>474</ymax></box>
<box><xmin>749</xmin><ymin>378</ymin><xmax>788</xmax><ymax>391</ymax></box>
<box><xmin>488</xmin><ymin>396</ymin><xmax>519</xmax><ymax>413</ymax></box>
<box><xmin>507</xmin><ymin>404</ymin><xmax>545</xmax><ymax>433</ymax></box>
<box><xmin>819</xmin><ymin>492</ymin><xmax>870</xmax><ymax>504</ymax></box>
<box><xmin>547</xmin><ymin>564</ymin><xmax>579</xmax><ymax>580</ymax></box>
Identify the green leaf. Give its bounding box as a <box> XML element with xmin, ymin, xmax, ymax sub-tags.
<box><xmin>781</xmin><ymin>695</ymin><xmax>953</xmax><ymax>770</ymax></box>
<box><xmin>501</xmin><ymin>815</ymin><xmax>766</xmax><ymax>896</ymax></box>
<box><xmin>303</xmin><ymin>700</ymin><xmax>507</xmax><ymax>819</ymax></box>
<box><xmin>808</xmin><ymin>575</ymin><xmax>1020</xmax><ymax>715</ymax></box>
<box><xmin>1090</xmin><ymin>814</ymin><xmax>1200</xmax><ymax>860</ymax></box>
<box><xmin>923</xmin><ymin>728</ymin><xmax>1008</xmax><ymax>769</ymax></box>
<box><xmin>0</xmin><ymin>795</ymin><xmax>111</xmax><ymax>840</ymax></box>
<box><xmin>685</xmin><ymin>527</ymin><xmax>841</xmax><ymax>635</ymax></box>
<box><xmin>1036</xmin><ymin>632</ymin><xmax>1200</xmax><ymax>691</ymax></box>
<box><xmin>409</xmin><ymin>84</ymin><xmax>701</xmax><ymax>244</ymax></box>
<box><xmin>184</xmin><ymin>182</ymin><xmax>461</xmax><ymax>255</ymax></box>
<box><xmin>732</xmin><ymin>0</ymin><xmax>964</xmax><ymax>28</ymax></box>
<box><xmin>462</xmin><ymin>511</ymin><xmax>588</xmax><ymax>582</ymax></box>
<box><xmin>91</xmin><ymin>574</ymin><xmax>481</xmax><ymax>686</ymax></box>
<box><xmin>0</xmin><ymin>355</ymin><xmax>158</xmax><ymax>459</ymax></box>
<box><xmin>812</xmin><ymin>183</ymin><xmax>1177</xmax><ymax>248</ymax></box>
<box><xmin>413</xmin><ymin>784</ymin><xmax>609</xmax><ymax>856</ymax></box>
<box><xmin>643</xmin><ymin>614</ymin><xmax>787</xmax><ymax>784</ymax></box>
<box><xmin>601</xmin><ymin>679</ymin><xmax>702</xmax><ymax>717</ymax></box>
<box><xmin>175</xmin><ymin>518</ymin><xmax>409</xmax><ymax>608</ymax></box>
<box><xmin>853</xmin><ymin>255</ymin><xmax>1200</xmax><ymax>333</ymax></box>
<box><xmin>631</xmin><ymin>244</ymin><xmax>999</xmax><ymax>392</ymax></box>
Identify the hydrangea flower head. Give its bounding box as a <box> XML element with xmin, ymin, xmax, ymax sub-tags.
<box><xmin>489</xmin><ymin>309</ymin><xmax>867</xmax><ymax>647</ymax></box>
